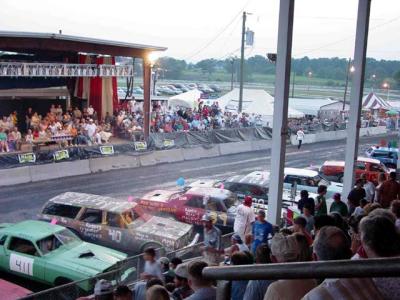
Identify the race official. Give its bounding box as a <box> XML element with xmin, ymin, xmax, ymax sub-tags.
<box><xmin>296</xmin><ymin>128</ymin><xmax>305</xmax><ymax>149</ymax></box>
<box><xmin>234</xmin><ymin>196</ymin><xmax>255</xmax><ymax>241</ymax></box>
<box><xmin>201</xmin><ymin>214</ymin><xmax>222</xmax><ymax>265</ymax></box>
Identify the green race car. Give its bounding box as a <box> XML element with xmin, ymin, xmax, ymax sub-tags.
<box><xmin>0</xmin><ymin>220</ymin><xmax>133</xmax><ymax>291</ymax></box>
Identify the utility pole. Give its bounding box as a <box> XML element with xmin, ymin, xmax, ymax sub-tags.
<box><xmin>230</xmin><ymin>58</ymin><xmax>235</xmax><ymax>91</ymax></box>
<box><xmin>238</xmin><ymin>11</ymin><xmax>246</xmax><ymax>113</ymax></box>
<box><xmin>343</xmin><ymin>57</ymin><xmax>352</xmax><ymax>111</ymax></box>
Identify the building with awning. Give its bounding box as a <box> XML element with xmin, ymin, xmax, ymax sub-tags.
<box><xmin>0</xmin><ymin>31</ymin><xmax>166</xmax><ymax>135</ymax></box>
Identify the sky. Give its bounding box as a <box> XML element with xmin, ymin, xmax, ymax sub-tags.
<box><xmin>1</xmin><ymin>0</ymin><xmax>399</xmax><ymax>62</ymax></box>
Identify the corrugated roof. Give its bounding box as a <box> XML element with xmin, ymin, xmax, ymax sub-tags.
<box><xmin>0</xmin><ymin>31</ymin><xmax>167</xmax><ymax>57</ymax></box>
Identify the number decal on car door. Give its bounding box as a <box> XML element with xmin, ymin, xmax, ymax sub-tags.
<box><xmin>108</xmin><ymin>229</ymin><xmax>122</xmax><ymax>243</ymax></box>
<box><xmin>10</xmin><ymin>253</ymin><xmax>34</xmax><ymax>276</ymax></box>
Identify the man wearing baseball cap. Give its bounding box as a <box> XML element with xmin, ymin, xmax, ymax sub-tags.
<box><xmin>200</xmin><ymin>214</ymin><xmax>222</xmax><ymax>265</ymax></box>
<box><xmin>172</xmin><ymin>262</ymin><xmax>193</xmax><ymax>300</ymax></box>
<box><xmin>234</xmin><ymin>195</ymin><xmax>255</xmax><ymax>241</ymax></box>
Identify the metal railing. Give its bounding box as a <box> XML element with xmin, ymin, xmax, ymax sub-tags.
<box><xmin>22</xmin><ymin>233</ymin><xmax>233</xmax><ymax>300</ymax></box>
<box><xmin>202</xmin><ymin>257</ymin><xmax>400</xmax><ymax>300</ymax></box>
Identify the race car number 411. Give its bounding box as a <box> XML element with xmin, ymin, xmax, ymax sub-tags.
<box><xmin>10</xmin><ymin>253</ymin><xmax>34</xmax><ymax>276</ymax></box>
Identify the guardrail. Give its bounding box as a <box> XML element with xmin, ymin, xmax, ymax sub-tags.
<box><xmin>203</xmin><ymin>257</ymin><xmax>400</xmax><ymax>300</ymax></box>
<box><xmin>22</xmin><ymin>233</ymin><xmax>233</xmax><ymax>300</ymax></box>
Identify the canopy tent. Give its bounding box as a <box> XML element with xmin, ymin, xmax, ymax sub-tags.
<box><xmin>289</xmin><ymin>98</ymin><xmax>336</xmax><ymax>116</ymax></box>
<box><xmin>216</xmin><ymin>88</ymin><xmax>305</xmax><ymax>119</ymax></box>
<box><xmin>387</xmin><ymin>101</ymin><xmax>400</xmax><ymax>112</ymax></box>
<box><xmin>168</xmin><ymin>89</ymin><xmax>202</xmax><ymax>109</ymax></box>
<box><xmin>362</xmin><ymin>92</ymin><xmax>392</xmax><ymax>110</ymax></box>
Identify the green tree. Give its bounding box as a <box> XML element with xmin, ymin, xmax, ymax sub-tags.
<box><xmin>156</xmin><ymin>57</ymin><xmax>186</xmax><ymax>79</ymax></box>
<box><xmin>196</xmin><ymin>59</ymin><xmax>217</xmax><ymax>76</ymax></box>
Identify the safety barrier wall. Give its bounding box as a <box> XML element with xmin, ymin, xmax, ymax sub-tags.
<box><xmin>0</xmin><ymin>126</ymin><xmax>390</xmax><ymax>187</ymax></box>
<box><xmin>290</xmin><ymin>125</ymin><xmax>388</xmax><ymax>145</ymax></box>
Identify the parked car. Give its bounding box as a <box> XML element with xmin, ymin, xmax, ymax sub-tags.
<box><xmin>187</xmin><ymin>83</ymin><xmax>197</xmax><ymax>90</ymax></box>
<box><xmin>320</xmin><ymin>157</ymin><xmax>391</xmax><ymax>184</ymax></box>
<box><xmin>158</xmin><ymin>86</ymin><xmax>176</xmax><ymax>95</ymax></box>
<box><xmin>365</xmin><ymin>146</ymin><xmax>398</xmax><ymax>169</ymax></box>
<box><xmin>39</xmin><ymin>192</ymin><xmax>195</xmax><ymax>254</ymax></box>
<box><xmin>0</xmin><ymin>220</ymin><xmax>132</xmax><ymax>291</ymax></box>
<box><xmin>166</xmin><ymin>85</ymin><xmax>182</xmax><ymax>94</ymax></box>
<box><xmin>132</xmin><ymin>87</ymin><xmax>144</xmax><ymax>95</ymax></box>
<box><xmin>136</xmin><ymin>188</ymin><xmax>239</xmax><ymax>233</ymax></box>
<box><xmin>209</xmin><ymin>84</ymin><xmax>222</xmax><ymax>93</ymax></box>
<box><xmin>283</xmin><ymin>167</ymin><xmax>342</xmax><ymax>198</ymax></box>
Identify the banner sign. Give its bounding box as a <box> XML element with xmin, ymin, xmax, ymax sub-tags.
<box><xmin>163</xmin><ymin>139</ymin><xmax>175</xmax><ymax>148</ymax></box>
<box><xmin>100</xmin><ymin>145</ymin><xmax>114</xmax><ymax>155</ymax></box>
<box><xmin>53</xmin><ymin>150</ymin><xmax>69</xmax><ymax>161</ymax></box>
<box><xmin>18</xmin><ymin>153</ymin><xmax>36</xmax><ymax>164</ymax></box>
<box><xmin>200</xmin><ymin>93</ymin><xmax>219</xmax><ymax>99</ymax></box>
<box><xmin>134</xmin><ymin>142</ymin><xmax>147</xmax><ymax>151</ymax></box>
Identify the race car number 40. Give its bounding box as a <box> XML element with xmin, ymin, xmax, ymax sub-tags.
<box><xmin>10</xmin><ymin>253</ymin><xmax>34</xmax><ymax>276</ymax></box>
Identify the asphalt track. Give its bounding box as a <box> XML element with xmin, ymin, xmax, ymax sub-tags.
<box><xmin>0</xmin><ymin>133</ymin><xmax>396</xmax><ymax>223</ymax></box>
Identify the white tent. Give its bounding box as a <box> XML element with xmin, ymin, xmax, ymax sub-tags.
<box><xmin>216</xmin><ymin>88</ymin><xmax>304</xmax><ymax>121</ymax></box>
<box><xmin>362</xmin><ymin>92</ymin><xmax>392</xmax><ymax>110</ymax></box>
<box><xmin>168</xmin><ymin>89</ymin><xmax>202</xmax><ymax>109</ymax></box>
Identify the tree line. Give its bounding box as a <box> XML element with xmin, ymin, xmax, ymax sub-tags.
<box><xmin>153</xmin><ymin>55</ymin><xmax>400</xmax><ymax>87</ymax></box>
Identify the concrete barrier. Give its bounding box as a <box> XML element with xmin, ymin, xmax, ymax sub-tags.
<box><xmin>30</xmin><ymin>160</ymin><xmax>91</xmax><ymax>182</ymax></box>
<box><xmin>219</xmin><ymin>141</ymin><xmax>253</xmax><ymax>155</ymax></box>
<box><xmin>291</xmin><ymin>126</ymin><xmax>388</xmax><ymax>145</ymax></box>
<box><xmin>139</xmin><ymin>152</ymin><xmax>158</xmax><ymax>166</ymax></box>
<box><xmin>89</xmin><ymin>155</ymin><xmax>140</xmax><ymax>173</ymax></box>
<box><xmin>182</xmin><ymin>146</ymin><xmax>220</xmax><ymax>160</ymax></box>
<box><xmin>251</xmin><ymin>139</ymin><xmax>272</xmax><ymax>151</ymax></box>
<box><xmin>0</xmin><ymin>166</ymin><xmax>31</xmax><ymax>186</ymax></box>
<box><xmin>151</xmin><ymin>148</ymin><xmax>184</xmax><ymax>164</ymax></box>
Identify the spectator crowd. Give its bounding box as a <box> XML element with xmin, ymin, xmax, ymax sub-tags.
<box><xmin>81</xmin><ymin>170</ymin><xmax>400</xmax><ymax>300</ymax></box>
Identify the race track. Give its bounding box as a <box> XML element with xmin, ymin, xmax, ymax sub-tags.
<box><xmin>0</xmin><ymin>134</ymin><xmax>396</xmax><ymax>222</ymax></box>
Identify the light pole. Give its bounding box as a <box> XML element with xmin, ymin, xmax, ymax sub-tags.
<box><xmin>307</xmin><ymin>71</ymin><xmax>312</xmax><ymax>96</ymax></box>
<box><xmin>383</xmin><ymin>82</ymin><xmax>390</xmax><ymax>101</ymax></box>
<box><xmin>371</xmin><ymin>74</ymin><xmax>376</xmax><ymax>91</ymax></box>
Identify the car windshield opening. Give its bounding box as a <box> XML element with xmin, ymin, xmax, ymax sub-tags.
<box><xmin>37</xmin><ymin>234</ymin><xmax>62</xmax><ymax>255</ymax></box>
<box><xmin>55</xmin><ymin>229</ymin><xmax>80</xmax><ymax>246</ymax></box>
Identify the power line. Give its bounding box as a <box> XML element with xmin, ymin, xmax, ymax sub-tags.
<box><xmin>183</xmin><ymin>0</ymin><xmax>253</xmax><ymax>61</ymax></box>
<box><xmin>294</xmin><ymin>14</ymin><xmax>400</xmax><ymax>57</ymax></box>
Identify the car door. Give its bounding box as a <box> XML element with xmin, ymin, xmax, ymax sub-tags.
<box><xmin>181</xmin><ymin>196</ymin><xmax>204</xmax><ymax>226</ymax></box>
<box><xmin>355</xmin><ymin>161</ymin><xmax>367</xmax><ymax>180</ymax></box>
<box><xmin>103</xmin><ymin>211</ymin><xmax>131</xmax><ymax>253</ymax></box>
<box><xmin>77</xmin><ymin>207</ymin><xmax>105</xmax><ymax>244</ymax></box>
<box><xmin>368</xmin><ymin>163</ymin><xmax>385</xmax><ymax>183</ymax></box>
<box><xmin>5</xmin><ymin>236</ymin><xmax>46</xmax><ymax>282</ymax></box>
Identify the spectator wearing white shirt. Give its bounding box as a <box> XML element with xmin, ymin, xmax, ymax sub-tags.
<box><xmin>361</xmin><ymin>173</ymin><xmax>375</xmax><ymax>202</ymax></box>
<box><xmin>87</xmin><ymin>104</ymin><xmax>94</xmax><ymax>117</ymax></box>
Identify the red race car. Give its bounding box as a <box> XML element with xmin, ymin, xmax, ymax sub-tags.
<box><xmin>136</xmin><ymin>187</ymin><xmax>238</xmax><ymax>232</ymax></box>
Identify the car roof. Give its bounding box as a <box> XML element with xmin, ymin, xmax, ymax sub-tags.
<box><xmin>140</xmin><ymin>190</ymin><xmax>182</xmax><ymax>203</ymax></box>
<box><xmin>370</xmin><ymin>146</ymin><xmax>399</xmax><ymax>153</ymax></box>
<box><xmin>284</xmin><ymin>167</ymin><xmax>318</xmax><ymax>177</ymax></box>
<box><xmin>323</xmin><ymin>156</ymin><xmax>381</xmax><ymax>166</ymax></box>
<box><xmin>226</xmin><ymin>171</ymin><xmax>270</xmax><ymax>187</ymax></box>
<box><xmin>189</xmin><ymin>179</ymin><xmax>219</xmax><ymax>188</ymax></box>
<box><xmin>0</xmin><ymin>220</ymin><xmax>64</xmax><ymax>241</ymax></box>
<box><xmin>47</xmin><ymin>192</ymin><xmax>136</xmax><ymax>213</ymax></box>
<box><xmin>185</xmin><ymin>187</ymin><xmax>232</xmax><ymax>199</ymax></box>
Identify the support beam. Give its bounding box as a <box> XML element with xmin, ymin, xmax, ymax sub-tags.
<box><xmin>267</xmin><ymin>0</ymin><xmax>295</xmax><ymax>225</ymax></box>
<box><xmin>342</xmin><ymin>0</ymin><xmax>371</xmax><ymax>199</ymax></box>
<box><xmin>143</xmin><ymin>59</ymin><xmax>151</xmax><ymax>139</ymax></box>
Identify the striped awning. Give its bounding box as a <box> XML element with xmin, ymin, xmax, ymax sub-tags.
<box><xmin>362</xmin><ymin>92</ymin><xmax>392</xmax><ymax>110</ymax></box>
